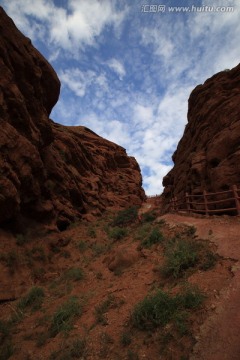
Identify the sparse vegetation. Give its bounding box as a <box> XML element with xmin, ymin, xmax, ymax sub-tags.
<box><xmin>127</xmin><ymin>349</ymin><xmax>139</xmax><ymax>360</ymax></box>
<box><xmin>120</xmin><ymin>331</ymin><xmax>132</xmax><ymax>346</ymax></box>
<box><xmin>109</xmin><ymin>227</ymin><xmax>127</xmax><ymax>241</ymax></box>
<box><xmin>16</xmin><ymin>234</ymin><xmax>28</xmax><ymax>246</ymax></box>
<box><xmin>30</xmin><ymin>246</ymin><xmax>46</xmax><ymax>262</ymax></box>
<box><xmin>142</xmin><ymin>211</ymin><xmax>156</xmax><ymax>222</ymax></box>
<box><xmin>17</xmin><ymin>287</ymin><xmax>45</xmax><ymax>312</ymax></box>
<box><xmin>132</xmin><ymin>286</ymin><xmax>204</xmax><ymax>331</ymax></box>
<box><xmin>0</xmin><ymin>250</ymin><xmax>18</xmax><ymax>273</ymax></box>
<box><xmin>111</xmin><ymin>206</ymin><xmax>138</xmax><ymax>227</ymax></box>
<box><xmin>161</xmin><ymin>238</ymin><xmax>200</xmax><ymax>278</ymax></box>
<box><xmin>87</xmin><ymin>226</ymin><xmax>96</xmax><ymax>238</ymax></box>
<box><xmin>63</xmin><ymin>267</ymin><xmax>84</xmax><ymax>281</ymax></box>
<box><xmin>50</xmin><ymin>296</ymin><xmax>82</xmax><ymax>337</ymax></box>
<box><xmin>0</xmin><ymin>319</ymin><xmax>15</xmax><ymax>359</ymax></box>
<box><xmin>76</xmin><ymin>240</ymin><xmax>88</xmax><ymax>252</ymax></box>
<box><xmin>141</xmin><ymin>227</ymin><xmax>164</xmax><ymax>248</ymax></box>
<box><xmin>95</xmin><ymin>295</ymin><xmax>115</xmax><ymax>324</ymax></box>
<box><xmin>49</xmin><ymin>337</ymin><xmax>87</xmax><ymax>359</ymax></box>
<box><xmin>200</xmin><ymin>251</ymin><xmax>218</xmax><ymax>270</ymax></box>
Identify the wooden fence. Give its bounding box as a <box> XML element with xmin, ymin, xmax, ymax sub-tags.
<box><xmin>169</xmin><ymin>185</ymin><xmax>240</xmax><ymax>216</ymax></box>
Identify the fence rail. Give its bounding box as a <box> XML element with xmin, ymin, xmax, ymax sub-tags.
<box><xmin>169</xmin><ymin>185</ymin><xmax>240</xmax><ymax>216</ymax></box>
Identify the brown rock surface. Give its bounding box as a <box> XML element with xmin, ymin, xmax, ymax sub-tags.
<box><xmin>0</xmin><ymin>7</ymin><xmax>145</xmax><ymax>231</ymax></box>
<box><xmin>162</xmin><ymin>64</ymin><xmax>240</xmax><ymax>208</ymax></box>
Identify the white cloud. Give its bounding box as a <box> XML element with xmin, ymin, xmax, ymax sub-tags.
<box><xmin>3</xmin><ymin>0</ymin><xmax>240</xmax><ymax>196</ymax></box>
<box><xmin>2</xmin><ymin>0</ymin><xmax>128</xmax><ymax>56</ymax></box>
<box><xmin>107</xmin><ymin>58</ymin><xmax>126</xmax><ymax>79</ymax></box>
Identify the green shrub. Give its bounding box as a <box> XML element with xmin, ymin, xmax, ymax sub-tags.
<box><xmin>134</xmin><ymin>224</ymin><xmax>151</xmax><ymax>241</ymax></box>
<box><xmin>50</xmin><ymin>297</ymin><xmax>82</xmax><ymax>337</ymax></box>
<box><xmin>141</xmin><ymin>228</ymin><xmax>163</xmax><ymax>248</ymax></box>
<box><xmin>0</xmin><ymin>251</ymin><xmax>18</xmax><ymax>273</ymax></box>
<box><xmin>95</xmin><ymin>295</ymin><xmax>115</xmax><ymax>324</ymax></box>
<box><xmin>16</xmin><ymin>234</ymin><xmax>28</xmax><ymax>246</ymax></box>
<box><xmin>111</xmin><ymin>206</ymin><xmax>138</xmax><ymax>227</ymax></box>
<box><xmin>87</xmin><ymin>226</ymin><xmax>96</xmax><ymax>238</ymax></box>
<box><xmin>109</xmin><ymin>227</ymin><xmax>127</xmax><ymax>240</ymax></box>
<box><xmin>200</xmin><ymin>251</ymin><xmax>217</xmax><ymax>270</ymax></box>
<box><xmin>64</xmin><ymin>267</ymin><xmax>84</xmax><ymax>281</ymax></box>
<box><xmin>49</xmin><ymin>337</ymin><xmax>87</xmax><ymax>359</ymax></box>
<box><xmin>185</xmin><ymin>226</ymin><xmax>197</xmax><ymax>236</ymax></box>
<box><xmin>142</xmin><ymin>211</ymin><xmax>156</xmax><ymax>222</ymax></box>
<box><xmin>68</xmin><ymin>337</ymin><xmax>87</xmax><ymax>357</ymax></box>
<box><xmin>161</xmin><ymin>238</ymin><xmax>200</xmax><ymax>278</ymax></box>
<box><xmin>132</xmin><ymin>287</ymin><xmax>204</xmax><ymax>331</ymax></box>
<box><xmin>17</xmin><ymin>287</ymin><xmax>45</xmax><ymax>312</ymax></box>
<box><xmin>127</xmin><ymin>349</ymin><xmax>139</xmax><ymax>360</ymax></box>
<box><xmin>120</xmin><ymin>331</ymin><xmax>132</xmax><ymax>346</ymax></box>
<box><xmin>76</xmin><ymin>240</ymin><xmax>88</xmax><ymax>252</ymax></box>
<box><xmin>0</xmin><ymin>340</ymin><xmax>14</xmax><ymax>360</ymax></box>
<box><xmin>30</xmin><ymin>247</ymin><xmax>46</xmax><ymax>262</ymax></box>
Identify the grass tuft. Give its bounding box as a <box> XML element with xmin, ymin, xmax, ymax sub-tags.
<box><xmin>109</xmin><ymin>227</ymin><xmax>127</xmax><ymax>241</ymax></box>
<box><xmin>141</xmin><ymin>228</ymin><xmax>164</xmax><ymax>248</ymax></box>
<box><xmin>111</xmin><ymin>206</ymin><xmax>138</xmax><ymax>227</ymax></box>
<box><xmin>161</xmin><ymin>238</ymin><xmax>200</xmax><ymax>278</ymax></box>
<box><xmin>50</xmin><ymin>296</ymin><xmax>82</xmax><ymax>337</ymax></box>
<box><xmin>17</xmin><ymin>287</ymin><xmax>45</xmax><ymax>312</ymax></box>
<box><xmin>132</xmin><ymin>286</ymin><xmax>204</xmax><ymax>331</ymax></box>
<box><xmin>63</xmin><ymin>267</ymin><xmax>84</xmax><ymax>281</ymax></box>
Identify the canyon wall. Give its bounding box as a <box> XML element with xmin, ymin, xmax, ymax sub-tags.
<box><xmin>162</xmin><ymin>63</ymin><xmax>240</xmax><ymax>209</ymax></box>
<box><xmin>0</xmin><ymin>7</ymin><xmax>145</xmax><ymax>231</ymax></box>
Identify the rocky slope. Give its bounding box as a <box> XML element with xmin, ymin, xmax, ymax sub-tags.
<box><xmin>162</xmin><ymin>64</ymin><xmax>240</xmax><ymax>207</ymax></box>
<box><xmin>0</xmin><ymin>7</ymin><xmax>145</xmax><ymax>231</ymax></box>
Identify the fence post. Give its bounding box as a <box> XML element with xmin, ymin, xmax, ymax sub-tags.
<box><xmin>203</xmin><ymin>190</ymin><xmax>209</xmax><ymax>216</ymax></box>
<box><xmin>186</xmin><ymin>192</ymin><xmax>191</xmax><ymax>213</ymax></box>
<box><xmin>232</xmin><ymin>185</ymin><xmax>240</xmax><ymax>216</ymax></box>
<box><xmin>175</xmin><ymin>196</ymin><xmax>178</xmax><ymax>212</ymax></box>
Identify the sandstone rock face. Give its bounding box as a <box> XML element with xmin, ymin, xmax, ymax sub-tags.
<box><xmin>0</xmin><ymin>7</ymin><xmax>145</xmax><ymax>230</ymax></box>
<box><xmin>162</xmin><ymin>64</ymin><xmax>240</xmax><ymax>207</ymax></box>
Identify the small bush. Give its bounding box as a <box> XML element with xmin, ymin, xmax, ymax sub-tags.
<box><xmin>0</xmin><ymin>340</ymin><xmax>14</xmax><ymax>360</ymax></box>
<box><xmin>16</xmin><ymin>234</ymin><xmax>28</xmax><ymax>246</ymax></box>
<box><xmin>76</xmin><ymin>240</ymin><xmax>88</xmax><ymax>252</ymax></box>
<box><xmin>185</xmin><ymin>226</ymin><xmax>197</xmax><ymax>236</ymax></box>
<box><xmin>87</xmin><ymin>226</ymin><xmax>96</xmax><ymax>238</ymax></box>
<box><xmin>111</xmin><ymin>206</ymin><xmax>138</xmax><ymax>227</ymax></box>
<box><xmin>17</xmin><ymin>287</ymin><xmax>45</xmax><ymax>312</ymax></box>
<box><xmin>134</xmin><ymin>224</ymin><xmax>151</xmax><ymax>241</ymax></box>
<box><xmin>127</xmin><ymin>350</ymin><xmax>139</xmax><ymax>360</ymax></box>
<box><xmin>161</xmin><ymin>238</ymin><xmax>200</xmax><ymax>278</ymax></box>
<box><xmin>69</xmin><ymin>337</ymin><xmax>87</xmax><ymax>357</ymax></box>
<box><xmin>120</xmin><ymin>331</ymin><xmax>132</xmax><ymax>346</ymax></box>
<box><xmin>50</xmin><ymin>297</ymin><xmax>82</xmax><ymax>337</ymax></box>
<box><xmin>109</xmin><ymin>227</ymin><xmax>127</xmax><ymax>241</ymax></box>
<box><xmin>64</xmin><ymin>267</ymin><xmax>84</xmax><ymax>281</ymax></box>
<box><xmin>30</xmin><ymin>247</ymin><xmax>46</xmax><ymax>262</ymax></box>
<box><xmin>0</xmin><ymin>251</ymin><xmax>18</xmax><ymax>273</ymax></box>
<box><xmin>200</xmin><ymin>251</ymin><xmax>217</xmax><ymax>270</ymax></box>
<box><xmin>142</xmin><ymin>211</ymin><xmax>156</xmax><ymax>222</ymax></box>
<box><xmin>141</xmin><ymin>228</ymin><xmax>164</xmax><ymax>248</ymax></box>
<box><xmin>95</xmin><ymin>295</ymin><xmax>115</xmax><ymax>324</ymax></box>
<box><xmin>132</xmin><ymin>286</ymin><xmax>204</xmax><ymax>331</ymax></box>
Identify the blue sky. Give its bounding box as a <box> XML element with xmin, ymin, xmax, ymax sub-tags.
<box><xmin>1</xmin><ymin>0</ymin><xmax>239</xmax><ymax>195</ymax></box>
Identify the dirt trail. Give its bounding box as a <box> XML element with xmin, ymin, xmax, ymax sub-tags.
<box><xmin>161</xmin><ymin>213</ymin><xmax>240</xmax><ymax>360</ymax></box>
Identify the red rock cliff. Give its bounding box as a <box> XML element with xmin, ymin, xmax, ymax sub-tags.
<box><xmin>162</xmin><ymin>63</ymin><xmax>240</xmax><ymax>206</ymax></box>
<box><xmin>0</xmin><ymin>7</ymin><xmax>145</xmax><ymax>231</ymax></box>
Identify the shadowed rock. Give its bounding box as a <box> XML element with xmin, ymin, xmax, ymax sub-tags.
<box><xmin>0</xmin><ymin>7</ymin><xmax>145</xmax><ymax>231</ymax></box>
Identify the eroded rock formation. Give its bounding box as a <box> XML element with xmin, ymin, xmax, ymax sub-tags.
<box><xmin>0</xmin><ymin>7</ymin><xmax>145</xmax><ymax>231</ymax></box>
<box><xmin>163</xmin><ymin>64</ymin><xmax>240</xmax><ymax>206</ymax></box>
